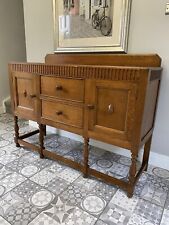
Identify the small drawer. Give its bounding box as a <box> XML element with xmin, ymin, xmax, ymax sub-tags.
<box><xmin>41</xmin><ymin>76</ymin><xmax>84</xmax><ymax>102</ymax></box>
<box><xmin>42</xmin><ymin>100</ymin><xmax>83</xmax><ymax>128</ymax></box>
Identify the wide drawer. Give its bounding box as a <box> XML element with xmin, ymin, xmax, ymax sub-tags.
<box><xmin>41</xmin><ymin>76</ymin><xmax>84</xmax><ymax>102</ymax></box>
<box><xmin>42</xmin><ymin>100</ymin><xmax>83</xmax><ymax>128</ymax></box>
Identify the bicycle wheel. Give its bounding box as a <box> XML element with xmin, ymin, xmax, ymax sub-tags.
<box><xmin>92</xmin><ymin>13</ymin><xmax>99</xmax><ymax>29</ymax></box>
<box><xmin>100</xmin><ymin>16</ymin><xmax>112</xmax><ymax>36</ymax></box>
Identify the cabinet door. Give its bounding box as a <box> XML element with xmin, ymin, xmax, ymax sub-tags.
<box><xmin>12</xmin><ymin>72</ymin><xmax>39</xmax><ymax>120</ymax></box>
<box><xmin>86</xmin><ymin>80</ymin><xmax>137</xmax><ymax>147</ymax></box>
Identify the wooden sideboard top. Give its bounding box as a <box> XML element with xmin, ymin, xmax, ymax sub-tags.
<box><xmin>9</xmin><ymin>54</ymin><xmax>162</xmax><ymax>82</ymax></box>
<box><xmin>45</xmin><ymin>53</ymin><xmax>161</xmax><ymax>67</ymax></box>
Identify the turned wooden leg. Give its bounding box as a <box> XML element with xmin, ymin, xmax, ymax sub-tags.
<box><xmin>14</xmin><ymin>116</ymin><xmax>20</xmax><ymax>147</ymax></box>
<box><xmin>127</xmin><ymin>152</ymin><xmax>137</xmax><ymax>198</ymax></box>
<box><xmin>43</xmin><ymin>125</ymin><xmax>47</xmax><ymax>136</ymax></box>
<box><xmin>83</xmin><ymin>138</ymin><xmax>89</xmax><ymax>178</ymax></box>
<box><xmin>39</xmin><ymin>124</ymin><xmax>45</xmax><ymax>159</ymax></box>
<box><xmin>142</xmin><ymin>135</ymin><xmax>152</xmax><ymax>171</ymax></box>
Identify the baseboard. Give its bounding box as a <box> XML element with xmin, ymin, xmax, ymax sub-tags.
<box><xmin>29</xmin><ymin>121</ymin><xmax>169</xmax><ymax>170</ymax></box>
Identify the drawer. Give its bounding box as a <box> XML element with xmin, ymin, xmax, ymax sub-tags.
<box><xmin>42</xmin><ymin>100</ymin><xmax>83</xmax><ymax>128</ymax></box>
<box><xmin>41</xmin><ymin>76</ymin><xmax>84</xmax><ymax>102</ymax></box>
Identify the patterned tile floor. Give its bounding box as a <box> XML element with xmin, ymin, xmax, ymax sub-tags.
<box><xmin>0</xmin><ymin>113</ymin><xmax>169</xmax><ymax>225</ymax></box>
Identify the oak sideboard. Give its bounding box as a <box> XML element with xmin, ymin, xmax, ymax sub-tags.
<box><xmin>9</xmin><ymin>53</ymin><xmax>162</xmax><ymax>197</ymax></box>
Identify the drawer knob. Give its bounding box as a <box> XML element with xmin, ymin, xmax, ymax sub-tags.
<box><xmin>56</xmin><ymin>111</ymin><xmax>63</xmax><ymax>115</ymax></box>
<box><xmin>23</xmin><ymin>90</ymin><xmax>27</xmax><ymax>97</ymax></box>
<box><xmin>56</xmin><ymin>85</ymin><xmax>63</xmax><ymax>90</ymax></box>
<box><xmin>108</xmin><ymin>104</ymin><xmax>114</xmax><ymax>113</ymax></box>
<box><xmin>87</xmin><ymin>104</ymin><xmax>94</xmax><ymax>110</ymax></box>
<box><xmin>30</xmin><ymin>94</ymin><xmax>36</xmax><ymax>98</ymax></box>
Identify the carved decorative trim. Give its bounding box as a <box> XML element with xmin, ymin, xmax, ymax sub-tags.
<box><xmin>9</xmin><ymin>63</ymin><xmax>143</xmax><ymax>81</ymax></box>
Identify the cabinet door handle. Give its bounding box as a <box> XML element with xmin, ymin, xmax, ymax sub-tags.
<box><xmin>56</xmin><ymin>85</ymin><xmax>63</xmax><ymax>90</ymax></box>
<box><xmin>30</xmin><ymin>94</ymin><xmax>36</xmax><ymax>98</ymax></box>
<box><xmin>23</xmin><ymin>90</ymin><xmax>27</xmax><ymax>97</ymax></box>
<box><xmin>87</xmin><ymin>104</ymin><xmax>95</xmax><ymax>110</ymax></box>
<box><xmin>108</xmin><ymin>104</ymin><xmax>114</xmax><ymax>113</ymax></box>
<box><xmin>56</xmin><ymin>111</ymin><xmax>63</xmax><ymax>115</ymax></box>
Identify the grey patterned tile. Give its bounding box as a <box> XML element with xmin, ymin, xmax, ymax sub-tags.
<box><xmin>60</xmin><ymin>184</ymin><xmax>88</xmax><ymax>207</ymax></box>
<box><xmin>90</xmin><ymin>146</ymin><xmax>106</xmax><ymax>158</ymax></box>
<box><xmin>13</xmin><ymin>179</ymin><xmax>43</xmax><ymax>200</ymax></box>
<box><xmin>95</xmin><ymin>158</ymin><xmax>113</xmax><ymax>169</ymax></box>
<box><xmin>140</xmin><ymin>183</ymin><xmax>168</xmax><ymax>207</ymax></box>
<box><xmin>46</xmin><ymin>161</ymin><xmax>66</xmax><ymax>174</ymax></box>
<box><xmin>44</xmin><ymin>136</ymin><xmax>60</xmax><ymax>151</ymax></box>
<box><xmin>56</xmin><ymin>167</ymin><xmax>81</xmax><ymax>183</ymax></box>
<box><xmin>81</xmin><ymin>194</ymin><xmax>106</xmax><ymax>216</ymax></box>
<box><xmin>135</xmin><ymin>199</ymin><xmax>163</xmax><ymax>225</ymax></box>
<box><xmin>44</xmin><ymin>177</ymin><xmax>69</xmax><ymax>196</ymax></box>
<box><xmin>30</xmin><ymin>158</ymin><xmax>53</xmax><ymax>171</ymax></box>
<box><xmin>25</xmin><ymin>133</ymin><xmax>39</xmax><ymax>145</ymax></box>
<box><xmin>160</xmin><ymin>209</ymin><xmax>169</xmax><ymax>225</ymax></box>
<box><xmin>30</xmin><ymin>167</ymin><xmax>57</xmax><ymax>186</ymax></box>
<box><xmin>0</xmin><ymin>123</ymin><xmax>13</xmax><ymax>136</ymax></box>
<box><xmin>102</xmin><ymin>151</ymin><xmax>121</xmax><ymax>163</ymax></box>
<box><xmin>0</xmin><ymin>191</ymin><xmax>24</xmax><ymax>217</ymax></box>
<box><xmin>118</xmin><ymin>155</ymin><xmax>131</xmax><ymax>166</ymax></box>
<box><xmin>134</xmin><ymin>173</ymin><xmax>149</xmax><ymax>196</ymax></box>
<box><xmin>0</xmin><ymin>163</ymin><xmax>3</xmax><ymax>170</ymax></box>
<box><xmin>19</xmin><ymin>125</ymin><xmax>36</xmax><ymax>135</ymax></box>
<box><xmin>5</xmin><ymin>158</ymin><xmax>29</xmax><ymax>174</ymax></box>
<box><xmin>164</xmin><ymin>193</ymin><xmax>169</xmax><ymax>210</ymax></box>
<box><xmin>64</xmin><ymin>147</ymin><xmax>84</xmax><ymax>164</ymax></box>
<box><xmin>127</xmin><ymin>213</ymin><xmax>156</xmax><ymax>225</ymax></box>
<box><xmin>0</xmin><ymin>216</ymin><xmax>10</xmax><ymax>225</ymax></box>
<box><xmin>44</xmin><ymin>196</ymin><xmax>76</xmax><ymax>224</ymax></box>
<box><xmin>108</xmin><ymin>162</ymin><xmax>129</xmax><ymax>179</ymax></box>
<box><xmin>91</xmin><ymin>181</ymin><xmax>117</xmax><ymax>203</ymax></box>
<box><xmin>5</xmin><ymin>201</ymin><xmax>39</xmax><ymax>225</ymax></box>
<box><xmin>146</xmin><ymin>174</ymin><xmax>169</xmax><ymax>192</ymax></box>
<box><xmin>0</xmin><ymin>167</ymin><xmax>13</xmax><ymax>180</ymax></box>
<box><xmin>19</xmin><ymin>152</ymin><xmax>40</xmax><ymax>164</ymax></box>
<box><xmin>64</xmin><ymin>207</ymin><xmax>97</xmax><ymax>225</ymax></box>
<box><xmin>0</xmin><ymin>113</ymin><xmax>13</xmax><ymax>124</ymax></box>
<box><xmin>0</xmin><ymin>172</ymin><xmax>26</xmax><ymax>194</ymax></box>
<box><xmin>0</xmin><ymin>153</ymin><xmax>19</xmax><ymax>165</ymax></box>
<box><xmin>0</xmin><ymin>149</ymin><xmax>6</xmax><ymax>157</ymax></box>
<box><xmin>0</xmin><ymin>143</ymin><xmax>28</xmax><ymax>155</ymax></box>
<box><xmin>44</xmin><ymin>198</ymin><xmax>97</xmax><ymax>225</ymax></box>
<box><xmin>152</xmin><ymin>167</ymin><xmax>169</xmax><ymax>180</ymax></box>
<box><xmin>9</xmin><ymin>146</ymin><xmax>29</xmax><ymax>157</ymax></box>
<box><xmin>9</xmin><ymin>118</ymin><xmax>28</xmax><ymax>128</ymax></box>
<box><xmin>1</xmin><ymin>133</ymin><xmax>14</xmax><ymax>142</ymax></box>
<box><xmin>57</xmin><ymin>135</ymin><xmax>81</xmax><ymax>148</ymax></box>
<box><xmin>100</xmin><ymin>203</ymin><xmax>131</xmax><ymax>225</ymax></box>
<box><xmin>29</xmin><ymin>212</ymin><xmax>58</xmax><ymax>225</ymax></box>
<box><xmin>91</xmin><ymin>162</ymin><xmax>109</xmax><ymax>174</ymax></box>
<box><xmin>0</xmin><ymin>139</ymin><xmax>11</xmax><ymax>149</ymax></box>
<box><xmin>95</xmin><ymin>220</ymin><xmax>108</xmax><ymax>225</ymax></box>
<box><xmin>30</xmin><ymin>189</ymin><xmax>55</xmax><ymax>209</ymax></box>
<box><xmin>73</xmin><ymin>176</ymin><xmax>98</xmax><ymax>192</ymax></box>
<box><xmin>110</xmin><ymin>189</ymin><xmax>138</xmax><ymax>212</ymax></box>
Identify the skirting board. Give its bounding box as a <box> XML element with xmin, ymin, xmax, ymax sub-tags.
<box><xmin>30</xmin><ymin>121</ymin><xmax>169</xmax><ymax>170</ymax></box>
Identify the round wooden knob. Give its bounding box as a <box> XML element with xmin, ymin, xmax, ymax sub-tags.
<box><xmin>56</xmin><ymin>111</ymin><xmax>63</xmax><ymax>115</ymax></box>
<box><xmin>87</xmin><ymin>104</ymin><xmax>95</xmax><ymax>110</ymax></box>
<box><xmin>30</xmin><ymin>94</ymin><xmax>36</xmax><ymax>98</ymax></box>
<box><xmin>56</xmin><ymin>85</ymin><xmax>63</xmax><ymax>90</ymax></box>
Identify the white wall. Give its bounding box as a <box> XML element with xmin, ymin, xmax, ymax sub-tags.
<box><xmin>23</xmin><ymin>0</ymin><xmax>169</xmax><ymax>162</ymax></box>
<box><xmin>0</xmin><ymin>0</ymin><xmax>26</xmax><ymax>112</ymax></box>
<box><xmin>128</xmin><ymin>1</ymin><xmax>169</xmax><ymax>157</ymax></box>
<box><xmin>23</xmin><ymin>0</ymin><xmax>54</xmax><ymax>62</ymax></box>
